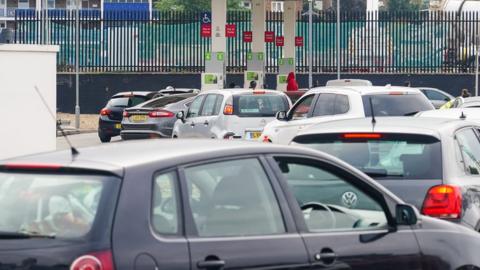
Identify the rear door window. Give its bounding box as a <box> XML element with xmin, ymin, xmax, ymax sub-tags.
<box><xmin>0</xmin><ymin>173</ymin><xmax>118</xmax><ymax>239</ymax></box>
<box><xmin>108</xmin><ymin>96</ymin><xmax>148</xmax><ymax>108</ymax></box>
<box><xmin>293</xmin><ymin>133</ymin><xmax>442</xmax><ymax>180</ymax></box>
<box><xmin>187</xmin><ymin>95</ymin><xmax>205</xmax><ymax>118</ymax></box>
<box><xmin>362</xmin><ymin>94</ymin><xmax>434</xmax><ymax>116</ymax></box>
<box><xmin>200</xmin><ymin>95</ymin><xmax>223</xmax><ymax>116</ymax></box>
<box><xmin>233</xmin><ymin>94</ymin><xmax>289</xmax><ymax>117</ymax></box>
<box><xmin>152</xmin><ymin>171</ymin><xmax>180</xmax><ymax>235</ymax></box>
<box><xmin>456</xmin><ymin>129</ymin><xmax>480</xmax><ymax>175</ymax></box>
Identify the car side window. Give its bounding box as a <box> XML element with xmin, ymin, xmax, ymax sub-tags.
<box><xmin>184</xmin><ymin>158</ymin><xmax>285</xmax><ymax>237</ymax></box>
<box><xmin>152</xmin><ymin>172</ymin><xmax>179</xmax><ymax>235</ymax></box>
<box><xmin>426</xmin><ymin>90</ymin><xmax>449</xmax><ymax>101</ymax></box>
<box><xmin>334</xmin><ymin>94</ymin><xmax>349</xmax><ymax>114</ymax></box>
<box><xmin>312</xmin><ymin>93</ymin><xmax>336</xmax><ymax>117</ymax></box>
<box><xmin>274</xmin><ymin>157</ymin><xmax>388</xmax><ymax>232</ymax></box>
<box><xmin>290</xmin><ymin>94</ymin><xmax>315</xmax><ymax>120</ymax></box>
<box><xmin>455</xmin><ymin>129</ymin><xmax>480</xmax><ymax>175</ymax></box>
<box><xmin>213</xmin><ymin>95</ymin><xmax>224</xmax><ymax>115</ymax></box>
<box><xmin>200</xmin><ymin>95</ymin><xmax>218</xmax><ymax>116</ymax></box>
<box><xmin>187</xmin><ymin>96</ymin><xmax>205</xmax><ymax>118</ymax></box>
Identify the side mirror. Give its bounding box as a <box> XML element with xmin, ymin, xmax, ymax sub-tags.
<box><xmin>444</xmin><ymin>97</ymin><xmax>451</xmax><ymax>102</ymax></box>
<box><xmin>396</xmin><ymin>204</ymin><xmax>418</xmax><ymax>226</ymax></box>
<box><xmin>276</xmin><ymin>111</ymin><xmax>288</xmax><ymax>121</ymax></box>
<box><xmin>176</xmin><ymin>111</ymin><xmax>185</xmax><ymax>123</ymax></box>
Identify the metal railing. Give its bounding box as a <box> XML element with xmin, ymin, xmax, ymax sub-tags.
<box><xmin>14</xmin><ymin>10</ymin><xmax>480</xmax><ymax>74</ymax></box>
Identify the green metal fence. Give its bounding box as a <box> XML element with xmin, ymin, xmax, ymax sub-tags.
<box><xmin>14</xmin><ymin>10</ymin><xmax>480</xmax><ymax>73</ymax></box>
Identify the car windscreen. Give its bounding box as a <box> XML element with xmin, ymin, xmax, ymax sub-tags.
<box><xmin>142</xmin><ymin>95</ymin><xmax>194</xmax><ymax>108</ymax></box>
<box><xmin>362</xmin><ymin>94</ymin><xmax>434</xmax><ymax>116</ymax></box>
<box><xmin>0</xmin><ymin>173</ymin><xmax>118</xmax><ymax>239</ymax></box>
<box><xmin>233</xmin><ymin>94</ymin><xmax>289</xmax><ymax>117</ymax></box>
<box><xmin>108</xmin><ymin>96</ymin><xmax>149</xmax><ymax>108</ymax></box>
<box><xmin>293</xmin><ymin>133</ymin><xmax>442</xmax><ymax>180</ymax></box>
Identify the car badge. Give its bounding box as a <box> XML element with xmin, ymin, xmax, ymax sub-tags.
<box><xmin>341</xmin><ymin>191</ymin><xmax>358</xmax><ymax>208</ymax></box>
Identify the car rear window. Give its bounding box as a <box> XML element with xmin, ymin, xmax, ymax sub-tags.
<box><xmin>362</xmin><ymin>94</ymin><xmax>434</xmax><ymax>116</ymax></box>
<box><xmin>108</xmin><ymin>96</ymin><xmax>149</xmax><ymax>108</ymax></box>
<box><xmin>0</xmin><ymin>173</ymin><xmax>118</xmax><ymax>239</ymax></box>
<box><xmin>142</xmin><ymin>95</ymin><xmax>193</xmax><ymax>108</ymax></box>
<box><xmin>233</xmin><ymin>94</ymin><xmax>289</xmax><ymax>117</ymax></box>
<box><xmin>293</xmin><ymin>133</ymin><xmax>442</xmax><ymax>180</ymax></box>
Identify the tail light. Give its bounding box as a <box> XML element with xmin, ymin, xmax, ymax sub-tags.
<box><xmin>100</xmin><ymin>108</ymin><xmax>111</xmax><ymax>116</ymax></box>
<box><xmin>422</xmin><ymin>185</ymin><xmax>462</xmax><ymax>219</ymax></box>
<box><xmin>342</xmin><ymin>133</ymin><xmax>382</xmax><ymax>139</ymax></box>
<box><xmin>123</xmin><ymin>111</ymin><xmax>129</xmax><ymax>118</ymax></box>
<box><xmin>262</xmin><ymin>135</ymin><xmax>271</xmax><ymax>143</ymax></box>
<box><xmin>223</xmin><ymin>104</ymin><xmax>234</xmax><ymax>115</ymax></box>
<box><xmin>70</xmin><ymin>250</ymin><xmax>114</xmax><ymax>270</ymax></box>
<box><xmin>148</xmin><ymin>110</ymin><xmax>174</xmax><ymax>118</ymax></box>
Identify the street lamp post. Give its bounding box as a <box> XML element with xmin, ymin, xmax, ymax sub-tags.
<box><xmin>336</xmin><ymin>0</ymin><xmax>341</xmax><ymax>79</ymax></box>
<box><xmin>476</xmin><ymin>35</ymin><xmax>479</xmax><ymax>97</ymax></box>
<box><xmin>75</xmin><ymin>0</ymin><xmax>80</xmax><ymax>129</ymax></box>
<box><xmin>308</xmin><ymin>0</ymin><xmax>313</xmax><ymax>88</ymax></box>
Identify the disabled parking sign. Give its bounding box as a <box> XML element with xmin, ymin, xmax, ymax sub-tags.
<box><xmin>201</xmin><ymin>12</ymin><xmax>211</xmax><ymax>25</ymax></box>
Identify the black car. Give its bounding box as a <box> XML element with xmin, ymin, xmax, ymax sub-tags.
<box><xmin>98</xmin><ymin>91</ymin><xmax>156</xmax><ymax>143</ymax></box>
<box><xmin>2</xmin><ymin>140</ymin><xmax>480</xmax><ymax>269</ymax></box>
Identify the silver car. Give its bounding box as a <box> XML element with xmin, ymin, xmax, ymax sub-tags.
<box><xmin>121</xmin><ymin>93</ymin><xmax>196</xmax><ymax>139</ymax></box>
<box><xmin>173</xmin><ymin>89</ymin><xmax>291</xmax><ymax>139</ymax></box>
<box><xmin>292</xmin><ymin>116</ymin><xmax>480</xmax><ymax>231</ymax></box>
<box><xmin>418</xmin><ymin>87</ymin><xmax>454</xmax><ymax>109</ymax></box>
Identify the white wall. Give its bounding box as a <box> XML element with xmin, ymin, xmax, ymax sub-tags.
<box><xmin>0</xmin><ymin>44</ymin><xmax>59</xmax><ymax>160</ymax></box>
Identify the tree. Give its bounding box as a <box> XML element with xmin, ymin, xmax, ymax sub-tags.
<box><xmin>154</xmin><ymin>0</ymin><xmax>247</xmax><ymax>12</ymax></box>
<box><xmin>386</xmin><ymin>0</ymin><xmax>421</xmax><ymax>11</ymax></box>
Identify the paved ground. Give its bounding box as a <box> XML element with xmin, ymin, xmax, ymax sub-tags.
<box><xmin>56</xmin><ymin>132</ymin><xmax>122</xmax><ymax>151</ymax></box>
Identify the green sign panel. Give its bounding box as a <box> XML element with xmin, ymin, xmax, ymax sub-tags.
<box><xmin>278</xmin><ymin>75</ymin><xmax>288</xmax><ymax>84</ymax></box>
<box><xmin>247</xmin><ymin>52</ymin><xmax>253</xmax><ymax>61</ymax></box>
<box><xmin>288</xmin><ymin>58</ymin><xmax>294</xmax><ymax>65</ymax></box>
<box><xmin>217</xmin><ymin>52</ymin><xmax>225</xmax><ymax>61</ymax></box>
<box><xmin>205</xmin><ymin>52</ymin><xmax>212</xmax><ymax>61</ymax></box>
<box><xmin>204</xmin><ymin>74</ymin><xmax>218</xmax><ymax>84</ymax></box>
<box><xmin>279</xmin><ymin>59</ymin><xmax>285</xmax><ymax>66</ymax></box>
<box><xmin>246</xmin><ymin>71</ymin><xmax>259</xmax><ymax>81</ymax></box>
<box><xmin>257</xmin><ymin>52</ymin><xmax>264</xmax><ymax>61</ymax></box>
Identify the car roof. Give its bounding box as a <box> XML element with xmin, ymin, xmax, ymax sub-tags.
<box><xmin>463</xmin><ymin>97</ymin><xmax>480</xmax><ymax>103</ymax></box>
<box><xmin>201</xmin><ymin>89</ymin><xmax>288</xmax><ymax>96</ymax></box>
<box><xmin>417</xmin><ymin>108</ymin><xmax>480</xmax><ymax>119</ymax></box>
<box><xmin>304</xmin><ymin>86</ymin><xmax>423</xmax><ymax>96</ymax></box>
<box><xmin>112</xmin><ymin>91</ymin><xmax>155</xmax><ymax>98</ymax></box>
<box><xmin>296</xmin><ymin>117</ymin><xmax>476</xmax><ymax>139</ymax></box>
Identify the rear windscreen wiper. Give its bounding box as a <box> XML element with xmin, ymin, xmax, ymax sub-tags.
<box><xmin>0</xmin><ymin>231</ymin><xmax>56</xmax><ymax>240</ymax></box>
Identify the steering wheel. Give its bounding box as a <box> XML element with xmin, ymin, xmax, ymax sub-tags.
<box><xmin>300</xmin><ymin>202</ymin><xmax>337</xmax><ymax>230</ymax></box>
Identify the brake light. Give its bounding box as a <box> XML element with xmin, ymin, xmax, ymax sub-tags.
<box><xmin>253</xmin><ymin>90</ymin><xmax>266</xmax><ymax>95</ymax></box>
<box><xmin>70</xmin><ymin>250</ymin><xmax>114</xmax><ymax>270</ymax></box>
<box><xmin>123</xmin><ymin>111</ymin><xmax>129</xmax><ymax>117</ymax></box>
<box><xmin>4</xmin><ymin>163</ymin><xmax>62</xmax><ymax>170</ymax></box>
<box><xmin>224</xmin><ymin>104</ymin><xmax>234</xmax><ymax>115</ymax></box>
<box><xmin>148</xmin><ymin>110</ymin><xmax>174</xmax><ymax>118</ymax></box>
<box><xmin>342</xmin><ymin>133</ymin><xmax>382</xmax><ymax>139</ymax></box>
<box><xmin>422</xmin><ymin>185</ymin><xmax>462</xmax><ymax>219</ymax></box>
<box><xmin>100</xmin><ymin>108</ymin><xmax>111</xmax><ymax>116</ymax></box>
<box><xmin>262</xmin><ymin>135</ymin><xmax>271</xmax><ymax>143</ymax></box>
<box><xmin>389</xmin><ymin>91</ymin><xmax>404</xmax><ymax>95</ymax></box>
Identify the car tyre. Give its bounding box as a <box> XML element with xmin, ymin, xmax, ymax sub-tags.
<box><xmin>99</xmin><ymin>133</ymin><xmax>111</xmax><ymax>143</ymax></box>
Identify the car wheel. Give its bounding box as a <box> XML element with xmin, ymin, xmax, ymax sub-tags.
<box><xmin>99</xmin><ymin>133</ymin><xmax>111</xmax><ymax>143</ymax></box>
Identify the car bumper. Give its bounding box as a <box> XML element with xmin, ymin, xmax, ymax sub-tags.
<box><xmin>98</xmin><ymin>118</ymin><xmax>121</xmax><ymax>137</ymax></box>
<box><xmin>120</xmin><ymin>130</ymin><xmax>169</xmax><ymax>140</ymax></box>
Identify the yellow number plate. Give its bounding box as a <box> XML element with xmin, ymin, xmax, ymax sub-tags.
<box><xmin>246</xmin><ymin>131</ymin><xmax>262</xmax><ymax>140</ymax></box>
<box><xmin>130</xmin><ymin>115</ymin><xmax>148</xmax><ymax>122</ymax></box>
<box><xmin>115</xmin><ymin>123</ymin><xmax>122</xmax><ymax>129</ymax></box>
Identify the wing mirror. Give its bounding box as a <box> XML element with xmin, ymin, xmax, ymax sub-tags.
<box><xmin>444</xmin><ymin>97</ymin><xmax>451</xmax><ymax>102</ymax></box>
<box><xmin>276</xmin><ymin>111</ymin><xmax>288</xmax><ymax>121</ymax></box>
<box><xmin>176</xmin><ymin>111</ymin><xmax>186</xmax><ymax>123</ymax></box>
<box><xmin>396</xmin><ymin>204</ymin><xmax>418</xmax><ymax>226</ymax></box>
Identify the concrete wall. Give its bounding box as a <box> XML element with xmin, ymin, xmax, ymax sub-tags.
<box><xmin>57</xmin><ymin>73</ymin><xmax>476</xmax><ymax>114</ymax></box>
<box><xmin>0</xmin><ymin>44</ymin><xmax>59</xmax><ymax>160</ymax></box>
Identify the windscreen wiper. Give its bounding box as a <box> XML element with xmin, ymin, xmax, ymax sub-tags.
<box><xmin>0</xmin><ymin>231</ymin><xmax>56</xmax><ymax>239</ymax></box>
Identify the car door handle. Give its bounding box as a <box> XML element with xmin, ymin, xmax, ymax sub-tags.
<box><xmin>197</xmin><ymin>259</ymin><xmax>225</xmax><ymax>269</ymax></box>
<box><xmin>190</xmin><ymin>122</ymin><xmax>195</xmax><ymax>127</ymax></box>
<box><xmin>315</xmin><ymin>248</ymin><xmax>337</xmax><ymax>265</ymax></box>
<box><xmin>203</xmin><ymin>120</ymin><xmax>209</xmax><ymax>126</ymax></box>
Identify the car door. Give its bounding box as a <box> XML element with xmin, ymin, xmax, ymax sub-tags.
<box><xmin>195</xmin><ymin>94</ymin><xmax>224</xmax><ymax>138</ymax></box>
<box><xmin>267</xmin><ymin>155</ymin><xmax>424</xmax><ymax>270</ymax></box>
<box><xmin>276</xmin><ymin>94</ymin><xmax>318</xmax><ymax>143</ymax></box>
<box><xmin>177</xmin><ymin>95</ymin><xmax>205</xmax><ymax>138</ymax></box>
<box><xmin>179</xmin><ymin>157</ymin><xmax>311</xmax><ymax>270</ymax></box>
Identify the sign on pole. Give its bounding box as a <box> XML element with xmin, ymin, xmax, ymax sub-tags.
<box><xmin>243</xmin><ymin>31</ymin><xmax>253</xmax><ymax>43</ymax></box>
<box><xmin>225</xmin><ymin>24</ymin><xmax>236</xmax><ymax>38</ymax></box>
<box><xmin>295</xmin><ymin>36</ymin><xmax>304</xmax><ymax>47</ymax></box>
<box><xmin>276</xmin><ymin>36</ymin><xmax>284</xmax><ymax>47</ymax></box>
<box><xmin>200</xmin><ymin>12</ymin><xmax>212</xmax><ymax>38</ymax></box>
<box><xmin>264</xmin><ymin>31</ymin><xmax>274</xmax><ymax>43</ymax></box>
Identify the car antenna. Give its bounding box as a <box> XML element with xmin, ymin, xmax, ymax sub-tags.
<box><xmin>369</xmin><ymin>97</ymin><xmax>377</xmax><ymax>129</ymax></box>
<box><xmin>34</xmin><ymin>86</ymin><xmax>79</xmax><ymax>159</ymax></box>
<box><xmin>460</xmin><ymin>111</ymin><xmax>467</xmax><ymax>120</ymax></box>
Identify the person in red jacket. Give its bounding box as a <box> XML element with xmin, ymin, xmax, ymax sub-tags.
<box><xmin>286</xmin><ymin>72</ymin><xmax>299</xmax><ymax>91</ymax></box>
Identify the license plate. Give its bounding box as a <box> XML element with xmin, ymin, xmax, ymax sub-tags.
<box><xmin>130</xmin><ymin>115</ymin><xmax>147</xmax><ymax>123</ymax></box>
<box><xmin>115</xmin><ymin>123</ymin><xmax>122</xmax><ymax>129</ymax></box>
<box><xmin>245</xmin><ymin>131</ymin><xmax>262</xmax><ymax>140</ymax></box>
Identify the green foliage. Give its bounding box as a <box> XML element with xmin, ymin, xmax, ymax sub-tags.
<box><xmin>154</xmin><ymin>0</ymin><xmax>246</xmax><ymax>11</ymax></box>
<box><xmin>387</xmin><ymin>0</ymin><xmax>421</xmax><ymax>12</ymax></box>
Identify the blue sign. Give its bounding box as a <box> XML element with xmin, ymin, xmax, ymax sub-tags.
<box><xmin>201</xmin><ymin>12</ymin><xmax>211</xmax><ymax>25</ymax></box>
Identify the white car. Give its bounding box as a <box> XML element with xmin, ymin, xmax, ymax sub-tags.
<box><xmin>260</xmin><ymin>85</ymin><xmax>435</xmax><ymax>144</ymax></box>
<box><xmin>173</xmin><ymin>89</ymin><xmax>292</xmax><ymax>139</ymax></box>
<box><xmin>416</xmin><ymin>108</ymin><xmax>480</xmax><ymax>124</ymax></box>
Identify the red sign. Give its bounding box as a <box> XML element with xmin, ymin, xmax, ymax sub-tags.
<box><xmin>295</xmin><ymin>36</ymin><xmax>304</xmax><ymax>47</ymax></box>
<box><xmin>264</xmin><ymin>31</ymin><xmax>274</xmax><ymax>43</ymax></box>
<box><xmin>243</xmin><ymin>31</ymin><xmax>253</xmax><ymax>43</ymax></box>
<box><xmin>225</xmin><ymin>24</ymin><xmax>236</xmax><ymax>38</ymax></box>
<box><xmin>276</xmin><ymin>36</ymin><xmax>284</xmax><ymax>47</ymax></box>
<box><xmin>201</xmin><ymin>24</ymin><xmax>212</xmax><ymax>38</ymax></box>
